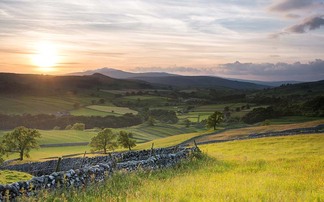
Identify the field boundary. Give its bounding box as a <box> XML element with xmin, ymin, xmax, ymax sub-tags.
<box><xmin>181</xmin><ymin>124</ymin><xmax>324</xmax><ymax>146</ymax></box>
<box><xmin>40</xmin><ymin>142</ymin><xmax>89</xmax><ymax>147</ymax></box>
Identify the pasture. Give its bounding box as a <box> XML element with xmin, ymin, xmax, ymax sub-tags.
<box><xmin>194</xmin><ymin>119</ymin><xmax>324</xmax><ymax>143</ymax></box>
<box><xmin>0</xmin><ymin>122</ymin><xmax>202</xmax><ymax>161</ymax></box>
<box><xmin>38</xmin><ymin>134</ymin><xmax>324</xmax><ymax>201</ymax></box>
<box><xmin>0</xmin><ymin>170</ymin><xmax>32</xmax><ymax>184</ymax></box>
<box><xmin>87</xmin><ymin>105</ymin><xmax>137</xmax><ymax>115</ymax></box>
<box><xmin>1</xmin><ymin>119</ymin><xmax>323</xmax><ymax>161</ymax></box>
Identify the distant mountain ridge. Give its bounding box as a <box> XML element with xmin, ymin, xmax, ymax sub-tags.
<box><xmin>132</xmin><ymin>75</ymin><xmax>268</xmax><ymax>90</ymax></box>
<box><xmin>70</xmin><ymin>68</ymin><xmax>268</xmax><ymax>90</ymax></box>
<box><xmin>70</xmin><ymin>67</ymin><xmax>176</xmax><ymax>79</ymax></box>
<box><xmin>228</xmin><ymin>78</ymin><xmax>302</xmax><ymax>87</ymax></box>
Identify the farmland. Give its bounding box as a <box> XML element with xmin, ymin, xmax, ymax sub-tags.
<box><xmin>1</xmin><ymin>119</ymin><xmax>322</xmax><ymax>162</ymax></box>
<box><xmin>38</xmin><ymin>134</ymin><xmax>324</xmax><ymax>201</ymax></box>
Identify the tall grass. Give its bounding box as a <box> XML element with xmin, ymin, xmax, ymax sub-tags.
<box><xmin>28</xmin><ymin>134</ymin><xmax>324</xmax><ymax>201</ymax></box>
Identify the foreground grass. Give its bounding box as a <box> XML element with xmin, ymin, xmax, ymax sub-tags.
<box><xmin>31</xmin><ymin>134</ymin><xmax>324</xmax><ymax>201</ymax></box>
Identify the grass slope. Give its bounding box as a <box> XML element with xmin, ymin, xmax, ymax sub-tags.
<box><xmin>38</xmin><ymin>134</ymin><xmax>324</xmax><ymax>201</ymax></box>
<box><xmin>0</xmin><ymin>170</ymin><xmax>32</xmax><ymax>184</ymax></box>
<box><xmin>0</xmin><ymin>130</ymin><xmax>97</xmax><ymax>145</ymax></box>
<box><xmin>0</xmin><ymin>123</ymin><xmax>202</xmax><ymax>160</ymax></box>
<box><xmin>195</xmin><ymin>119</ymin><xmax>324</xmax><ymax>143</ymax></box>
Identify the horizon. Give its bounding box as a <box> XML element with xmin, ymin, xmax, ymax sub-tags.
<box><xmin>1</xmin><ymin>0</ymin><xmax>324</xmax><ymax>81</ymax></box>
<box><xmin>0</xmin><ymin>66</ymin><xmax>322</xmax><ymax>83</ymax></box>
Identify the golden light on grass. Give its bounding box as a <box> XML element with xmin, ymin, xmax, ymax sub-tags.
<box><xmin>32</xmin><ymin>42</ymin><xmax>59</xmax><ymax>72</ymax></box>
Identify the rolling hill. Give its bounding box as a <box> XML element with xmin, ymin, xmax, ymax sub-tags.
<box><xmin>258</xmin><ymin>79</ymin><xmax>324</xmax><ymax>96</ymax></box>
<box><xmin>0</xmin><ymin>73</ymin><xmax>152</xmax><ymax>95</ymax></box>
<box><xmin>133</xmin><ymin>75</ymin><xmax>268</xmax><ymax>90</ymax></box>
<box><xmin>70</xmin><ymin>68</ymin><xmax>268</xmax><ymax>90</ymax></box>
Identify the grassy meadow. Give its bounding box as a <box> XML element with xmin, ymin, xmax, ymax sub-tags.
<box><xmin>1</xmin><ymin>119</ymin><xmax>323</xmax><ymax>161</ymax></box>
<box><xmin>34</xmin><ymin>134</ymin><xmax>324</xmax><ymax>201</ymax></box>
<box><xmin>0</xmin><ymin>170</ymin><xmax>32</xmax><ymax>184</ymax></box>
<box><xmin>194</xmin><ymin>119</ymin><xmax>324</xmax><ymax>143</ymax></box>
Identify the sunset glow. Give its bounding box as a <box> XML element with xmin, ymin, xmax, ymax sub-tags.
<box><xmin>32</xmin><ymin>42</ymin><xmax>58</xmax><ymax>72</ymax></box>
<box><xmin>0</xmin><ymin>0</ymin><xmax>323</xmax><ymax>80</ymax></box>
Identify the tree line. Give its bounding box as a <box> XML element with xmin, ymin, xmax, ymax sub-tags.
<box><xmin>0</xmin><ymin>113</ymin><xmax>142</xmax><ymax>130</ymax></box>
<box><xmin>242</xmin><ymin>96</ymin><xmax>324</xmax><ymax>124</ymax></box>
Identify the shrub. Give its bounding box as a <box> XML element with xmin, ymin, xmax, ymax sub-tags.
<box><xmin>65</xmin><ymin>125</ymin><xmax>72</xmax><ymax>130</ymax></box>
<box><xmin>71</xmin><ymin>123</ymin><xmax>85</xmax><ymax>131</ymax></box>
<box><xmin>53</xmin><ymin>126</ymin><xmax>61</xmax><ymax>130</ymax></box>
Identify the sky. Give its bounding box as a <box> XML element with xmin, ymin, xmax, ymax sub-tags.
<box><xmin>0</xmin><ymin>0</ymin><xmax>324</xmax><ymax>81</ymax></box>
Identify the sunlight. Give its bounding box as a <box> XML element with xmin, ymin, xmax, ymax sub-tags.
<box><xmin>32</xmin><ymin>42</ymin><xmax>58</xmax><ymax>72</ymax></box>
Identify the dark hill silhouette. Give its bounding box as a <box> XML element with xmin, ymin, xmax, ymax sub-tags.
<box><xmin>132</xmin><ymin>75</ymin><xmax>268</xmax><ymax>90</ymax></box>
<box><xmin>0</xmin><ymin>73</ymin><xmax>152</xmax><ymax>95</ymax></box>
<box><xmin>70</xmin><ymin>68</ymin><xmax>268</xmax><ymax>90</ymax></box>
<box><xmin>70</xmin><ymin>67</ymin><xmax>176</xmax><ymax>78</ymax></box>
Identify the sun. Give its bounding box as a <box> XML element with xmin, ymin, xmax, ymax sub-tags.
<box><xmin>32</xmin><ymin>42</ymin><xmax>59</xmax><ymax>72</ymax></box>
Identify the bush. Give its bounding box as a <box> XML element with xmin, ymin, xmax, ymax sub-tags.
<box><xmin>242</xmin><ymin>107</ymin><xmax>278</xmax><ymax>124</ymax></box>
<box><xmin>148</xmin><ymin>109</ymin><xmax>178</xmax><ymax>124</ymax></box>
<box><xmin>65</xmin><ymin>124</ymin><xmax>72</xmax><ymax>130</ymax></box>
<box><xmin>53</xmin><ymin>126</ymin><xmax>61</xmax><ymax>130</ymax></box>
<box><xmin>71</xmin><ymin>123</ymin><xmax>85</xmax><ymax>131</ymax></box>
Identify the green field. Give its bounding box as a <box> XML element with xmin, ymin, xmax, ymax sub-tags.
<box><xmin>0</xmin><ymin>96</ymin><xmax>74</xmax><ymax>115</ymax></box>
<box><xmin>37</xmin><ymin>134</ymin><xmax>324</xmax><ymax>201</ymax></box>
<box><xmin>5</xmin><ymin>146</ymin><xmax>91</xmax><ymax>161</ymax></box>
<box><xmin>69</xmin><ymin>107</ymin><xmax>113</xmax><ymax>116</ymax></box>
<box><xmin>123</xmin><ymin>123</ymin><xmax>202</xmax><ymax>143</ymax></box>
<box><xmin>177</xmin><ymin>103</ymin><xmax>259</xmax><ymax>122</ymax></box>
<box><xmin>0</xmin><ymin>130</ymin><xmax>96</xmax><ymax>145</ymax></box>
<box><xmin>0</xmin><ymin>122</ymin><xmax>202</xmax><ymax>161</ymax></box>
<box><xmin>2</xmin><ymin>119</ymin><xmax>323</xmax><ymax>161</ymax></box>
<box><xmin>0</xmin><ymin>170</ymin><xmax>32</xmax><ymax>184</ymax></box>
<box><xmin>70</xmin><ymin>105</ymin><xmax>138</xmax><ymax>117</ymax></box>
<box><xmin>101</xmin><ymin>89</ymin><xmax>171</xmax><ymax>95</ymax></box>
<box><xmin>87</xmin><ymin>105</ymin><xmax>137</xmax><ymax>115</ymax></box>
<box><xmin>194</xmin><ymin>119</ymin><xmax>324</xmax><ymax>143</ymax></box>
<box><xmin>0</xmin><ymin>94</ymin><xmax>114</xmax><ymax>115</ymax></box>
<box><xmin>134</xmin><ymin>130</ymin><xmax>213</xmax><ymax>150</ymax></box>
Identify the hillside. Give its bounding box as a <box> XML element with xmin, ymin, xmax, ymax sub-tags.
<box><xmin>70</xmin><ymin>68</ymin><xmax>268</xmax><ymax>90</ymax></box>
<box><xmin>258</xmin><ymin>80</ymin><xmax>324</xmax><ymax>96</ymax></box>
<box><xmin>0</xmin><ymin>73</ymin><xmax>152</xmax><ymax>95</ymax></box>
<box><xmin>133</xmin><ymin>75</ymin><xmax>268</xmax><ymax>90</ymax></box>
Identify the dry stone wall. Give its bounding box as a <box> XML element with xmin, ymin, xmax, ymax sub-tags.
<box><xmin>0</xmin><ymin>146</ymin><xmax>198</xmax><ymax>201</ymax></box>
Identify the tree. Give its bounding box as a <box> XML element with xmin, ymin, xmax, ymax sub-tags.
<box><xmin>206</xmin><ymin>111</ymin><xmax>224</xmax><ymax>130</ymax></box>
<box><xmin>117</xmin><ymin>131</ymin><xmax>136</xmax><ymax>151</ymax></box>
<box><xmin>147</xmin><ymin>116</ymin><xmax>155</xmax><ymax>126</ymax></box>
<box><xmin>0</xmin><ymin>145</ymin><xmax>5</xmax><ymax>163</ymax></box>
<box><xmin>71</xmin><ymin>123</ymin><xmax>85</xmax><ymax>131</ymax></box>
<box><xmin>65</xmin><ymin>124</ymin><xmax>72</xmax><ymax>130</ymax></box>
<box><xmin>184</xmin><ymin>119</ymin><xmax>191</xmax><ymax>128</ymax></box>
<box><xmin>73</xmin><ymin>102</ymin><xmax>80</xmax><ymax>109</ymax></box>
<box><xmin>99</xmin><ymin>98</ymin><xmax>105</xmax><ymax>104</ymax></box>
<box><xmin>2</xmin><ymin>126</ymin><xmax>41</xmax><ymax>160</ymax></box>
<box><xmin>90</xmin><ymin>128</ymin><xmax>117</xmax><ymax>154</ymax></box>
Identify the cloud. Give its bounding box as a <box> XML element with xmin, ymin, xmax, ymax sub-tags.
<box><xmin>270</xmin><ymin>15</ymin><xmax>324</xmax><ymax>37</ymax></box>
<box><xmin>217</xmin><ymin>59</ymin><xmax>324</xmax><ymax>81</ymax></box>
<box><xmin>270</xmin><ymin>0</ymin><xmax>318</xmax><ymax>12</ymax></box>
<box><xmin>135</xmin><ymin>59</ymin><xmax>324</xmax><ymax>81</ymax></box>
<box><xmin>134</xmin><ymin>66</ymin><xmax>214</xmax><ymax>74</ymax></box>
<box><xmin>285</xmin><ymin>14</ymin><xmax>301</xmax><ymax>19</ymax></box>
<box><xmin>287</xmin><ymin>15</ymin><xmax>324</xmax><ymax>33</ymax></box>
